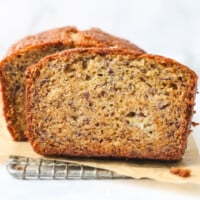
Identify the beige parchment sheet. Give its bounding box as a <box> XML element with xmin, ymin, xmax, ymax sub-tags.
<box><xmin>0</xmin><ymin>98</ymin><xmax>200</xmax><ymax>184</ymax></box>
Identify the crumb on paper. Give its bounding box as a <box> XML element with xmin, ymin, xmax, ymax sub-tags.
<box><xmin>170</xmin><ymin>167</ymin><xmax>191</xmax><ymax>178</ymax></box>
<box><xmin>191</xmin><ymin>121</ymin><xmax>199</xmax><ymax>127</ymax></box>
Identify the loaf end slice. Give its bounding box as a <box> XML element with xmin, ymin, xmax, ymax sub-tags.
<box><xmin>25</xmin><ymin>48</ymin><xmax>197</xmax><ymax>160</ymax></box>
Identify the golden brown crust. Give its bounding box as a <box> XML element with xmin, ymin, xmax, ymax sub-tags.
<box><xmin>0</xmin><ymin>27</ymin><xmax>144</xmax><ymax>141</ymax></box>
<box><xmin>72</xmin><ymin>28</ymin><xmax>145</xmax><ymax>52</ymax></box>
<box><xmin>26</xmin><ymin>48</ymin><xmax>198</xmax><ymax>160</ymax></box>
<box><xmin>6</xmin><ymin>26</ymin><xmax>78</xmax><ymax>56</ymax></box>
<box><xmin>6</xmin><ymin>26</ymin><xmax>144</xmax><ymax>56</ymax></box>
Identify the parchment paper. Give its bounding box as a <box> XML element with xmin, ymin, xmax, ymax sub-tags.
<box><xmin>0</xmin><ymin>99</ymin><xmax>199</xmax><ymax>184</ymax></box>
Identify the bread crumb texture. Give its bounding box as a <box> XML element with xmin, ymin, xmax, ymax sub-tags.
<box><xmin>26</xmin><ymin>49</ymin><xmax>198</xmax><ymax>160</ymax></box>
<box><xmin>1</xmin><ymin>45</ymin><xmax>66</xmax><ymax>140</ymax></box>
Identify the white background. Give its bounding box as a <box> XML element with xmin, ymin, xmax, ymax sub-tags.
<box><xmin>0</xmin><ymin>0</ymin><xmax>200</xmax><ymax>199</ymax></box>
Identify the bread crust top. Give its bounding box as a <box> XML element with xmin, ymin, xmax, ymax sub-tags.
<box><xmin>5</xmin><ymin>26</ymin><xmax>145</xmax><ymax>57</ymax></box>
<box><xmin>6</xmin><ymin>27</ymin><xmax>78</xmax><ymax>56</ymax></box>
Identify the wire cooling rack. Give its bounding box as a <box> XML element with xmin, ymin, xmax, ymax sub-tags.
<box><xmin>6</xmin><ymin>156</ymin><xmax>131</xmax><ymax>180</ymax></box>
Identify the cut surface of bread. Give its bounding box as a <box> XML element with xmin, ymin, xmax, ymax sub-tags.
<box><xmin>0</xmin><ymin>27</ymin><xmax>143</xmax><ymax>141</ymax></box>
<box><xmin>26</xmin><ymin>48</ymin><xmax>197</xmax><ymax>160</ymax></box>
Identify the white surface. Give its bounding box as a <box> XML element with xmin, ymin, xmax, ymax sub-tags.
<box><xmin>0</xmin><ymin>0</ymin><xmax>200</xmax><ymax>199</ymax></box>
<box><xmin>1</xmin><ymin>164</ymin><xmax>200</xmax><ymax>200</ymax></box>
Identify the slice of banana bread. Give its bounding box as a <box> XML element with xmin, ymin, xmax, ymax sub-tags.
<box><xmin>0</xmin><ymin>27</ymin><xmax>143</xmax><ymax>141</ymax></box>
<box><xmin>26</xmin><ymin>48</ymin><xmax>197</xmax><ymax>160</ymax></box>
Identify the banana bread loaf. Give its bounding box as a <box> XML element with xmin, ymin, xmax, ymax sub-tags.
<box><xmin>0</xmin><ymin>27</ymin><xmax>144</xmax><ymax>141</ymax></box>
<box><xmin>26</xmin><ymin>48</ymin><xmax>197</xmax><ymax>160</ymax></box>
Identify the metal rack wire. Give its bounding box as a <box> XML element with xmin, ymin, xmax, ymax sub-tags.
<box><xmin>7</xmin><ymin>156</ymin><xmax>131</xmax><ymax>180</ymax></box>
